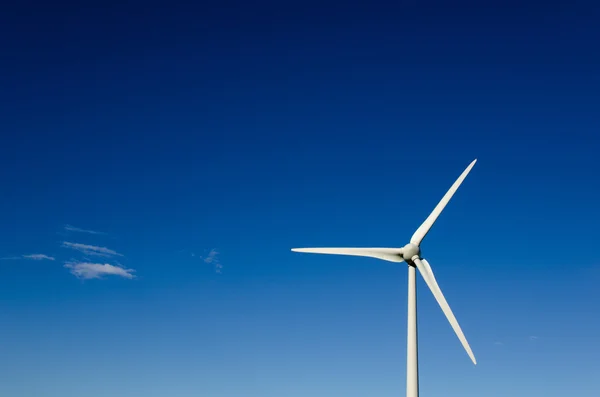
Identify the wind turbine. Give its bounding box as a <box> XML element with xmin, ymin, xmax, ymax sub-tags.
<box><xmin>292</xmin><ymin>159</ymin><xmax>478</xmax><ymax>397</ymax></box>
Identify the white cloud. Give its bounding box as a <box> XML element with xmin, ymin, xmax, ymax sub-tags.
<box><xmin>22</xmin><ymin>254</ymin><xmax>55</xmax><ymax>261</ymax></box>
<box><xmin>64</xmin><ymin>261</ymin><xmax>135</xmax><ymax>280</ymax></box>
<box><xmin>202</xmin><ymin>249</ymin><xmax>222</xmax><ymax>274</ymax></box>
<box><xmin>64</xmin><ymin>224</ymin><xmax>106</xmax><ymax>235</ymax></box>
<box><xmin>62</xmin><ymin>242</ymin><xmax>123</xmax><ymax>257</ymax></box>
<box><xmin>529</xmin><ymin>336</ymin><xmax>538</xmax><ymax>341</ymax></box>
<box><xmin>1</xmin><ymin>254</ymin><xmax>55</xmax><ymax>261</ymax></box>
<box><xmin>203</xmin><ymin>249</ymin><xmax>218</xmax><ymax>264</ymax></box>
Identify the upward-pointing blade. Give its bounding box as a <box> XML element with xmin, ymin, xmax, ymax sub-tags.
<box><xmin>413</xmin><ymin>257</ymin><xmax>477</xmax><ymax>365</ymax></box>
<box><xmin>291</xmin><ymin>247</ymin><xmax>405</xmax><ymax>263</ymax></box>
<box><xmin>410</xmin><ymin>159</ymin><xmax>477</xmax><ymax>246</ymax></box>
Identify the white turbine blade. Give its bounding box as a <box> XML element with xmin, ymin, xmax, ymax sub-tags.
<box><xmin>410</xmin><ymin>159</ymin><xmax>477</xmax><ymax>246</ymax></box>
<box><xmin>414</xmin><ymin>257</ymin><xmax>477</xmax><ymax>365</ymax></box>
<box><xmin>291</xmin><ymin>247</ymin><xmax>404</xmax><ymax>263</ymax></box>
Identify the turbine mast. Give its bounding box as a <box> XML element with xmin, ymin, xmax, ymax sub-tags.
<box><xmin>407</xmin><ymin>264</ymin><xmax>419</xmax><ymax>397</ymax></box>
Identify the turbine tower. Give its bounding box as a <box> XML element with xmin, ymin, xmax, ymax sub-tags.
<box><xmin>292</xmin><ymin>159</ymin><xmax>478</xmax><ymax>397</ymax></box>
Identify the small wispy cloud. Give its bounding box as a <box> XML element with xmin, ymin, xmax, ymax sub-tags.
<box><xmin>62</xmin><ymin>242</ymin><xmax>123</xmax><ymax>257</ymax></box>
<box><xmin>22</xmin><ymin>254</ymin><xmax>55</xmax><ymax>261</ymax></box>
<box><xmin>1</xmin><ymin>254</ymin><xmax>55</xmax><ymax>261</ymax></box>
<box><xmin>64</xmin><ymin>224</ymin><xmax>106</xmax><ymax>235</ymax></box>
<box><xmin>494</xmin><ymin>341</ymin><xmax>504</xmax><ymax>346</ymax></box>
<box><xmin>202</xmin><ymin>249</ymin><xmax>222</xmax><ymax>274</ymax></box>
<box><xmin>64</xmin><ymin>261</ymin><xmax>135</xmax><ymax>280</ymax></box>
<box><xmin>529</xmin><ymin>336</ymin><xmax>538</xmax><ymax>341</ymax></box>
<box><xmin>202</xmin><ymin>249</ymin><xmax>218</xmax><ymax>264</ymax></box>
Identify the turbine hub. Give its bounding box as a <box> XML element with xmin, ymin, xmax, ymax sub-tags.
<box><xmin>402</xmin><ymin>243</ymin><xmax>420</xmax><ymax>261</ymax></box>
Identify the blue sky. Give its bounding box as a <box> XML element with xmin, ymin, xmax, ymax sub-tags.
<box><xmin>1</xmin><ymin>1</ymin><xmax>599</xmax><ymax>396</ymax></box>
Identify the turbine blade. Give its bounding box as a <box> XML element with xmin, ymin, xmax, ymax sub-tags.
<box><xmin>414</xmin><ymin>257</ymin><xmax>477</xmax><ymax>365</ymax></box>
<box><xmin>410</xmin><ymin>159</ymin><xmax>477</xmax><ymax>246</ymax></box>
<box><xmin>291</xmin><ymin>247</ymin><xmax>404</xmax><ymax>263</ymax></box>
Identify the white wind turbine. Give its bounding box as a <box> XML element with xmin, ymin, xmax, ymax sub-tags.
<box><xmin>292</xmin><ymin>159</ymin><xmax>478</xmax><ymax>397</ymax></box>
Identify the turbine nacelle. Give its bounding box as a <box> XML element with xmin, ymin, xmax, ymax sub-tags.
<box><xmin>402</xmin><ymin>243</ymin><xmax>420</xmax><ymax>262</ymax></box>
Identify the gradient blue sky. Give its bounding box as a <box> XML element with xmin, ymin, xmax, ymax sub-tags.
<box><xmin>1</xmin><ymin>1</ymin><xmax>599</xmax><ymax>396</ymax></box>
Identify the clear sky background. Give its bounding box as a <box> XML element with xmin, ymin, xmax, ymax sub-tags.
<box><xmin>1</xmin><ymin>1</ymin><xmax>599</xmax><ymax>396</ymax></box>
